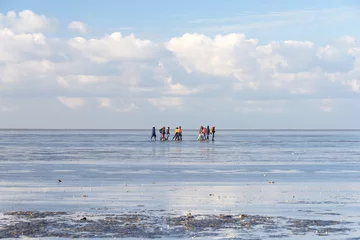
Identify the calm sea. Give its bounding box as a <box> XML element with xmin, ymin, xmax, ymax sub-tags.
<box><xmin>1</xmin><ymin>129</ymin><xmax>360</xmax><ymax>239</ymax></box>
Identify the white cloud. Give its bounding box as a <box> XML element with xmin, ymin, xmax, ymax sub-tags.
<box><xmin>56</xmin><ymin>75</ymin><xmax>110</xmax><ymax>87</ymax></box>
<box><xmin>347</xmin><ymin>79</ymin><xmax>360</xmax><ymax>92</ymax></box>
<box><xmin>0</xmin><ymin>28</ymin><xmax>51</xmax><ymax>63</ymax></box>
<box><xmin>148</xmin><ymin>97</ymin><xmax>183</xmax><ymax>110</ymax></box>
<box><xmin>165</xmin><ymin>32</ymin><xmax>360</xmax><ymax>96</ymax></box>
<box><xmin>97</xmin><ymin>97</ymin><xmax>111</xmax><ymax>108</ymax></box>
<box><xmin>0</xmin><ymin>10</ymin><xmax>55</xmax><ymax>33</ymax></box>
<box><xmin>166</xmin><ymin>33</ymin><xmax>259</xmax><ymax>79</ymax></box>
<box><xmin>162</xmin><ymin>77</ymin><xmax>200</xmax><ymax>95</ymax></box>
<box><xmin>0</xmin><ymin>60</ymin><xmax>55</xmax><ymax>84</ymax></box>
<box><xmin>57</xmin><ymin>97</ymin><xmax>85</xmax><ymax>109</ymax></box>
<box><xmin>2</xmin><ymin>9</ymin><xmax>360</xmax><ymax>128</ymax></box>
<box><xmin>68</xmin><ymin>32</ymin><xmax>158</xmax><ymax>63</ymax></box>
<box><xmin>166</xmin><ymin>33</ymin><xmax>319</xmax><ymax>93</ymax></box>
<box><xmin>115</xmin><ymin>102</ymin><xmax>139</xmax><ymax>112</ymax></box>
<box><xmin>68</xmin><ymin>21</ymin><xmax>88</xmax><ymax>34</ymax></box>
<box><xmin>165</xmin><ymin>82</ymin><xmax>200</xmax><ymax>95</ymax></box>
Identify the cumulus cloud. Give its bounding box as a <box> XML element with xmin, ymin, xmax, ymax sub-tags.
<box><xmin>68</xmin><ymin>21</ymin><xmax>88</xmax><ymax>34</ymax></box>
<box><xmin>161</xmin><ymin>77</ymin><xmax>200</xmax><ymax>95</ymax></box>
<box><xmin>2</xmin><ymin>9</ymin><xmax>360</xmax><ymax>128</ymax></box>
<box><xmin>165</xmin><ymin>33</ymin><xmax>325</xmax><ymax>94</ymax></box>
<box><xmin>68</xmin><ymin>32</ymin><xmax>158</xmax><ymax>63</ymax></box>
<box><xmin>0</xmin><ymin>60</ymin><xmax>55</xmax><ymax>87</ymax></box>
<box><xmin>0</xmin><ymin>10</ymin><xmax>55</xmax><ymax>33</ymax></box>
<box><xmin>0</xmin><ymin>28</ymin><xmax>51</xmax><ymax>63</ymax></box>
<box><xmin>166</xmin><ymin>33</ymin><xmax>259</xmax><ymax>78</ymax></box>
<box><xmin>165</xmin><ymin>33</ymin><xmax>360</xmax><ymax>96</ymax></box>
<box><xmin>57</xmin><ymin>97</ymin><xmax>85</xmax><ymax>109</ymax></box>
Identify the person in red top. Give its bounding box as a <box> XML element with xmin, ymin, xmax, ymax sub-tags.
<box><xmin>202</xmin><ymin>127</ymin><xmax>207</xmax><ymax>140</ymax></box>
<box><xmin>160</xmin><ymin>126</ymin><xmax>165</xmax><ymax>141</ymax></box>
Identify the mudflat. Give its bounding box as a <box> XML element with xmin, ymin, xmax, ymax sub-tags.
<box><xmin>0</xmin><ymin>130</ymin><xmax>359</xmax><ymax>239</ymax></box>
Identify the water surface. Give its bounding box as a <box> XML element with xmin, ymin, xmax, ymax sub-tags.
<box><xmin>0</xmin><ymin>130</ymin><xmax>360</xmax><ymax>239</ymax></box>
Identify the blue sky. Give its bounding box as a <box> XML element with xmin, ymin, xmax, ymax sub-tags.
<box><xmin>3</xmin><ymin>0</ymin><xmax>360</xmax><ymax>42</ymax></box>
<box><xmin>3</xmin><ymin>0</ymin><xmax>357</xmax><ymax>19</ymax></box>
<box><xmin>1</xmin><ymin>1</ymin><xmax>360</xmax><ymax>129</ymax></box>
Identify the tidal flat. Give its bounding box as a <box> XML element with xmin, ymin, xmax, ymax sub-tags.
<box><xmin>0</xmin><ymin>130</ymin><xmax>360</xmax><ymax>239</ymax></box>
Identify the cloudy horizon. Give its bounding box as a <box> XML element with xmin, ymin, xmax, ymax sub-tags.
<box><xmin>1</xmin><ymin>1</ymin><xmax>360</xmax><ymax>129</ymax></box>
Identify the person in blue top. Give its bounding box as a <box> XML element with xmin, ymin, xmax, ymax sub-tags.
<box><xmin>150</xmin><ymin>125</ymin><xmax>156</xmax><ymax>141</ymax></box>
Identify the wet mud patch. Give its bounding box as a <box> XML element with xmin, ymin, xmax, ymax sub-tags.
<box><xmin>0</xmin><ymin>211</ymin><xmax>354</xmax><ymax>239</ymax></box>
<box><xmin>4</xmin><ymin>211</ymin><xmax>69</xmax><ymax>219</ymax></box>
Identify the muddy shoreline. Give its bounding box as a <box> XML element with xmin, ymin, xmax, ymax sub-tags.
<box><xmin>0</xmin><ymin>211</ymin><xmax>353</xmax><ymax>239</ymax></box>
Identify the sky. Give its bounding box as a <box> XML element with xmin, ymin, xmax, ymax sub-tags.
<box><xmin>1</xmin><ymin>0</ymin><xmax>360</xmax><ymax>129</ymax></box>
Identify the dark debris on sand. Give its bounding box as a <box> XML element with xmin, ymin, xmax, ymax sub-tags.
<box><xmin>0</xmin><ymin>211</ymin><xmax>354</xmax><ymax>239</ymax></box>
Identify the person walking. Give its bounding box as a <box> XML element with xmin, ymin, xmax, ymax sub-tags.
<box><xmin>165</xmin><ymin>127</ymin><xmax>170</xmax><ymax>140</ymax></box>
<box><xmin>150</xmin><ymin>125</ymin><xmax>156</xmax><ymax>141</ymax></box>
<box><xmin>211</xmin><ymin>126</ymin><xmax>216</xmax><ymax>141</ymax></box>
<box><xmin>206</xmin><ymin>126</ymin><xmax>210</xmax><ymax>140</ymax></box>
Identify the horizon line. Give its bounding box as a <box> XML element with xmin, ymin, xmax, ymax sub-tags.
<box><xmin>1</xmin><ymin>128</ymin><xmax>360</xmax><ymax>131</ymax></box>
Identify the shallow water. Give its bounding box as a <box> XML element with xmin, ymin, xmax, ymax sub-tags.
<box><xmin>0</xmin><ymin>129</ymin><xmax>360</xmax><ymax>239</ymax></box>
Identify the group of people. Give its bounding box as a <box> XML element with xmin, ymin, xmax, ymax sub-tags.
<box><xmin>197</xmin><ymin>126</ymin><xmax>216</xmax><ymax>142</ymax></box>
<box><xmin>150</xmin><ymin>125</ymin><xmax>216</xmax><ymax>142</ymax></box>
<box><xmin>150</xmin><ymin>126</ymin><xmax>182</xmax><ymax>141</ymax></box>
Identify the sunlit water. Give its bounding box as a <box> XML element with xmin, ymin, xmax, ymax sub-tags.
<box><xmin>1</xmin><ymin>129</ymin><xmax>360</xmax><ymax>239</ymax></box>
